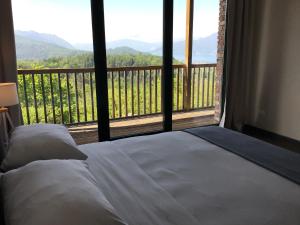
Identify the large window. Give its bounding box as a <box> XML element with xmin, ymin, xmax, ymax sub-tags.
<box><xmin>13</xmin><ymin>0</ymin><xmax>222</xmax><ymax>143</ymax></box>
<box><xmin>12</xmin><ymin>0</ymin><xmax>100</xmax><ymax>143</ymax></box>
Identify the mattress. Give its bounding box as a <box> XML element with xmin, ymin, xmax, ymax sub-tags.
<box><xmin>79</xmin><ymin>130</ymin><xmax>300</xmax><ymax>225</ymax></box>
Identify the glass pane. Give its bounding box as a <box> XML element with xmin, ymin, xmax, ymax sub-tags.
<box><xmin>172</xmin><ymin>0</ymin><xmax>220</xmax><ymax>131</ymax></box>
<box><xmin>193</xmin><ymin>0</ymin><xmax>219</xmax><ymax>64</ymax></box>
<box><xmin>104</xmin><ymin>0</ymin><xmax>163</xmax><ymax>138</ymax></box>
<box><xmin>12</xmin><ymin>0</ymin><xmax>98</xmax><ymax>144</ymax></box>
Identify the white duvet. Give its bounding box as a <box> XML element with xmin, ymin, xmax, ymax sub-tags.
<box><xmin>79</xmin><ymin>131</ymin><xmax>300</xmax><ymax>225</ymax></box>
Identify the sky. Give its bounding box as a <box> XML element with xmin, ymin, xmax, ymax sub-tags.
<box><xmin>12</xmin><ymin>0</ymin><xmax>219</xmax><ymax>44</ymax></box>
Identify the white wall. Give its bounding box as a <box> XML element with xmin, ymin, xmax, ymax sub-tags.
<box><xmin>246</xmin><ymin>0</ymin><xmax>300</xmax><ymax>140</ymax></box>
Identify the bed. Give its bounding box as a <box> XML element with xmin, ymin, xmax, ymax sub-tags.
<box><xmin>1</xmin><ymin>126</ymin><xmax>300</xmax><ymax>225</ymax></box>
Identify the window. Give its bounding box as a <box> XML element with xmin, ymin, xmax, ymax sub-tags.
<box><xmin>13</xmin><ymin>0</ymin><xmax>224</xmax><ymax>143</ymax></box>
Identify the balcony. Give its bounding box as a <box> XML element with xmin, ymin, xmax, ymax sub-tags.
<box><xmin>17</xmin><ymin>63</ymin><xmax>217</xmax><ymax>144</ymax></box>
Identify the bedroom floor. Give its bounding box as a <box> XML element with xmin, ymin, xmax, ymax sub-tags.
<box><xmin>68</xmin><ymin>109</ymin><xmax>217</xmax><ymax>144</ymax></box>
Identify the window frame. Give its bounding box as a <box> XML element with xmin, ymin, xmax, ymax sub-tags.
<box><xmin>91</xmin><ymin>0</ymin><xmax>174</xmax><ymax>141</ymax></box>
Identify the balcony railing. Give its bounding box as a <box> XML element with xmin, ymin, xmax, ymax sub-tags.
<box><xmin>17</xmin><ymin>64</ymin><xmax>216</xmax><ymax>125</ymax></box>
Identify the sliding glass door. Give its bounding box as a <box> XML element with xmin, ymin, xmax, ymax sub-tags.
<box><xmin>91</xmin><ymin>0</ymin><xmax>220</xmax><ymax>138</ymax></box>
<box><xmin>13</xmin><ymin>0</ymin><xmax>222</xmax><ymax>143</ymax></box>
<box><xmin>103</xmin><ymin>0</ymin><xmax>165</xmax><ymax>138</ymax></box>
<box><xmin>172</xmin><ymin>0</ymin><xmax>220</xmax><ymax>131</ymax></box>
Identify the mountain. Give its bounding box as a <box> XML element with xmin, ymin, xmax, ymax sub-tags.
<box><xmin>15</xmin><ymin>30</ymin><xmax>74</xmax><ymax>49</ymax></box>
<box><xmin>15</xmin><ymin>30</ymin><xmax>217</xmax><ymax>62</ymax></box>
<box><xmin>15</xmin><ymin>35</ymin><xmax>84</xmax><ymax>60</ymax></box>
<box><xmin>150</xmin><ymin>33</ymin><xmax>217</xmax><ymax>63</ymax></box>
<box><xmin>15</xmin><ymin>32</ymin><xmax>147</xmax><ymax>60</ymax></box>
<box><xmin>192</xmin><ymin>33</ymin><xmax>217</xmax><ymax>63</ymax></box>
<box><xmin>107</xmin><ymin>47</ymin><xmax>140</xmax><ymax>55</ymax></box>
<box><xmin>107</xmin><ymin>39</ymin><xmax>160</xmax><ymax>52</ymax></box>
<box><xmin>74</xmin><ymin>39</ymin><xmax>160</xmax><ymax>53</ymax></box>
<box><xmin>74</xmin><ymin>33</ymin><xmax>217</xmax><ymax>63</ymax></box>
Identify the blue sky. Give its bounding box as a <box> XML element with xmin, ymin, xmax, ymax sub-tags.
<box><xmin>12</xmin><ymin>0</ymin><xmax>219</xmax><ymax>44</ymax></box>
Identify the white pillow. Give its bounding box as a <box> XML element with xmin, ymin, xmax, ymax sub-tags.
<box><xmin>1</xmin><ymin>124</ymin><xmax>87</xmax><ymax>171</ymax></box>
<box><xmin>2</xmin><ymin>160</ymin><xmax>126</xmax><ymax>225</ymax></box>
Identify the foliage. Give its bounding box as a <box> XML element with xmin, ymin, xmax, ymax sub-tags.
<box><xmin>17</xmin><ymin>52</ymin><xmax>182</xmax><ymax>69</ymax></box>
<box><xmin>17</xmin><ymin>53</ymin><xmax>214</xmax><ymax>125</ymax></box>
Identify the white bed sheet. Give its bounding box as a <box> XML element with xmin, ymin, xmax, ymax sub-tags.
<box><xmin>79</xmin><ymin>131</ymin><xmax>300</xmax><ymax>225</ymax></box>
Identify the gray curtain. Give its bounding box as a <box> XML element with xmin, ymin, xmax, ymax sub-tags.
<box><xmin>223</xmin><ymin>0</ymin><xmax>256</xmax><ymax>130</ymax></box>
<box><xmin>0</xmin><ymin>0</ymin><xmax>21</xmax><ymax>157</ymax></box>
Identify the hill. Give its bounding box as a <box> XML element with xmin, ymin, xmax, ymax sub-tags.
<box><xmin>14</xmin><ymin>31</ymin><xmax>154</xmax><ymax>60</ymax></box>
<box><xmin>15</xmin><ymin>35</ymin><xmax>85</xmax><ymax>60</ymax></box>
<box><xmin>151</xmin><ymin>33</ymin><xmax>217</xmax><ymax>62</ymax></box>
<box><xmin>14</xmin><ymin>30</ymin><xmax>217</xmax><ymax>62</ymax></box>
<box><xmin>107</xmin><ymin>39</ymin><xmax>160</xmax><ymax>52</ymax></box>
<box><xmin>74</xmin><ymin>39</ymin><xmax>160</xmax><ymax>53</ymax></box>
<box><xmin>17</xmin><ymin>49</ymin><xmax>181</xmax><ymax>69</ymax></box>
<box><xmin>107</xmin><ymin>47</ymin><xmax>140</xmax><ymax>55</ymax></box>
<box><xmin>15</xmin><ymin>30</ymin><xmax>74</xmax><ymax>49</ymax></box>
<box><xmin>75</xmin><ymin>34</ymin><xmax>217</xmax><ymax>63</ymax></box>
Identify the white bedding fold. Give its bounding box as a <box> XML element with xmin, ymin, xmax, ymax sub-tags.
<box><xmin>80</xmin><ymin>131</ymin><xmax>300</xmax><ymax>225</ymax></box>
<box><xmin>84</xmin><ymin>142</ymin><xmax>200</xmax><ymax>225</ymax></box>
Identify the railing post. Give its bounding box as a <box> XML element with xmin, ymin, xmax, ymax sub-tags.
<box><xmin>183</xmin><ymin>0</ymin><xmax>193</xmax><ymax>111</ymax></box>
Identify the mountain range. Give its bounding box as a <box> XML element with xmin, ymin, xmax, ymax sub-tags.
<box><xmin>15</xmin><ymin>30</ymin><xmax>74</xmax><ymax>49</ymax></box>
<box><xmin>15</xmin><ymin>30</ymin><xmax>217</xmax><ymax>63</ymax></box>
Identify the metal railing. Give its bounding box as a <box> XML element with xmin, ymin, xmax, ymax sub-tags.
<box><xmin>17</xmin><ymin>64</ymin><xmax>216</xmax><ymax>125</ymax></box>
